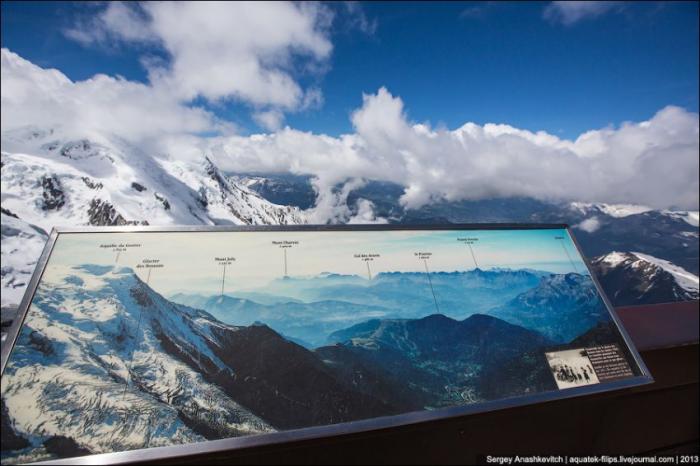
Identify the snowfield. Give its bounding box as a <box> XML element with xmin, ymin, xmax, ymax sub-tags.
<box><xmin>0</xmin><ymin>212</ymin><xmax>47</xmax><ymax>307</ymax></box>
<box><xmin>569</xmin><ymin>202</ymin><xmax>653</xmax><ymax>218</ymax></box>
<box><xmin>593</xmin><ymin>251</ymin><xmax>699</xmax><ymax>305</ymax></box>
<box><xmin>1</xmin><ymin>264</ymin><xmax>273</xmax><ymax>462</ymax></box>
<box><xmin>632</xmin><ymin>252</ymin><xmax>699</xmax><ymax>294</ymax></box>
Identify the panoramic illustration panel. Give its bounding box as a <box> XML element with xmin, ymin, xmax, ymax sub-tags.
<box><xmin>1</xmin><ymin>228</ymin><xmax>644</xmax><ymax>463</ymax></box>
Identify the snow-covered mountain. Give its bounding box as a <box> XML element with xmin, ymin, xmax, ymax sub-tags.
<box><xmin>1</xmin><ymin>127</ymin><xmax>304</xmax><ymax>232</ymax></box>
<box><xmin>568</xmin><ymin>202</ymin><xmax>656</xmax><ymax>219</ymax></box>
<box><xmin>1</xmin><ymin>210</ymin><xmax>47</xmax><ymax>308</ymax></box>
<box><xmin>0</xmin><ymin>126</ymin><xmax>306</xmax><ymax>309</ymax></box>
<box><xmin>591</xmin><ymin>252</ymin><xmax>700</xmax><ymax>306</ymax></box>
<box><xmin>1</xmin><ymin>264</ymin><xmax>273</xmax><ymax>462</ymax></box>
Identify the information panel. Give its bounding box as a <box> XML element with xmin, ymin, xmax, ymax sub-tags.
<box><xmin>0</xmin><ymin>226</ymin><xmax>650</xmax><ymax>464</ymax></box>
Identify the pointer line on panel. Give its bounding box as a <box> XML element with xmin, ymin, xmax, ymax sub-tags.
<box><xmin>424</xmin><ymin>259</ymin><xmax>440</xmax><ymax>314</ymax></box>
<box><xmin>558</xmin><ymin>239</ymin><xmax>579</xmax><ymax>273</ymax></box>
<box><xmin>221</xmin><ymin>263</ymin><xmax>227</xmax><ymax>297</ymax></box>
<box><xmin>467</xmin><ymin>243</ymin><xmax>479</xmax><ymax>269</ymax></box>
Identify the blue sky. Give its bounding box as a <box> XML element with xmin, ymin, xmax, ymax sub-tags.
<box><xmin>1</xmin><ymin>1</ymin><xmax>697</xmax><ymax>138</ymax></box>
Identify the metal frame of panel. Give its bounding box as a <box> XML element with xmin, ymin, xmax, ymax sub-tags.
<box><xmin>0</xmin><ymin>224</ymin><xmax>653</xmax><ymax>465</ymax></box>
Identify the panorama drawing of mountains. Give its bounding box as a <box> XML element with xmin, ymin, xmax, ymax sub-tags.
<box><xmin>1</xmin><ymin>228</ymin><xmax>642</xmax><ymax>463</ymax></box>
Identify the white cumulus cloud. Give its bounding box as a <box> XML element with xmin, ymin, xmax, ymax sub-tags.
<box><xmin>0</xmin><ymin>48</ymin><xmax>219</xmax><ymax>144</ymax></box>
<box><xmin>576</xmin><ymin>217</ymin><xmax>602</xmax><ymax>233</ymax></box>
<box><xmin>253</xmin><ymin>109</ymin><xmax>286</xmax><ymax>132</ymax></box>
<box><xmin>63</xmin><ymin>1</ymin><xmax>333</xmax><ymax>125</ymax></box>
<box><xmin>210</xmin><ymin>87</ymin><xmax>699</xmax><ymax>212</ymax></box>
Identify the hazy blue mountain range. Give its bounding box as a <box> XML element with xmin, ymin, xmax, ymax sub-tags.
<box><xmin>170</xmin><ymin>292</ymin><xmax>394</xmax><ymax>348</ymax></box>
<box><xmin>170</xmin><ymin>268</ymin><xmax>559</xmax><ymax>346</ymax></box>
<box><xmin>255</xmin><ymin>268</ymin><xmax>546</xmax><ymax>315</ymax></box>
<box><xmin>487</xmin><ymin>273</ymin><xmax>609</xmax><ymax>342</ymax></box>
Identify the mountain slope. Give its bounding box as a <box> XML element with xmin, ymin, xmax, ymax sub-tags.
<box><xmin>328</xmin><ymin>313</ymin><xmax>551</xmax><ymax>367</ymax></box>
<box><xmin>591</xmin><ymin>252</ymin><xmax>699</xmax><ymax>306</ymax></box>
<box><xmin>322</xmin><ymin>313</ymin><xmax>552</xmax><ymax>407</ymax></box>
<box><xmin>565</xmin><ymin>208</ymin><xmax>699</xmax><ymax>276</ymax></box>
<box><xmin>487</xmin><ymin>273</ymin><xmax>609</xmax><ymax>343</ymax></box>
<box><xmin>1</xmin><ymin>264</ymin><xmax>273</xmax><ymax>462</ymax></box>
<box><xmin>201</xmin><ymin>322</ymin><xmax>399</xmax><ymax>429</ymax></box>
